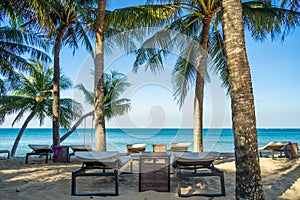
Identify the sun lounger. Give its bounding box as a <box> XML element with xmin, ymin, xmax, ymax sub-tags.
<box><xmin>172</xmin><ymin>152</ymin><xmax>225</xmax><ymax>197</ymax></box>
<box><xmin>25</xmin><ymin>144</ymin><xmax>53</xmax><ymax>164</ymax></box>
<box><xmin>169</xmin><ymin>142</ymin><xmax>191</xmax><ymax>152</ymax></box>
<box><xmin>71</xmin><ymin>151</ymin><xmax>132</xmax><ymax>196</ymax></box>
<box><xmin>0</xmin><ymin>150</ymin><xmax>10</xmax><ymax>160</ymax></box>
<box><xmin>126</xmin><ymin>144</ymin><xmax>146</xmax><ymax>154</ymax></box>
<box><xmin>258</xmin><ymin>141</ymin><xmax>291</xmax><ymax>159</ymax></box>
<box><xmin>69</xmin><ymin>145</ymin><xmax>92</xmax><ymax>162</ymax></box>
<box><xmin>153</xmin><ymin>144</ymin><xmax>167</xmax><ymax>152</ymax></box>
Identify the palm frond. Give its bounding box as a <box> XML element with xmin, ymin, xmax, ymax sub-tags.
<box><xmin>75</xmin><ymin>83</ymin><xmax>94</xmax><ymax>105</ymax></box>
<box><xmin>243</xmin><ymin>1</ymin><xmax>300</xmax><ymax>41</ymax></box>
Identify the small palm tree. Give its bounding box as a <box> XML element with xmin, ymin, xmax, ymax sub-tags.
<box><xmin>0</xmin><ymin>60</ymin><xmax>82</xmax><ymax>157</ymax></box>
<box><xmin>27</xmin><ymin>0</ymin><xmax>94</xmax><ymax>147</ymax></box>
<box><xmin>60</xmin><ymin>70</ymin><xmax>131</xmax><ymax>142</ymax></box>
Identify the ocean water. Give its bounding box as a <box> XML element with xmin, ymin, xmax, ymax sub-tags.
<box><xmin>0</xmin><ymin>128</ymin><xmax>299</xmax><ymax>156</ymax></box>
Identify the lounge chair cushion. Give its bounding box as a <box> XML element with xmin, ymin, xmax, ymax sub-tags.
<box><xmin>258</xmin><ymin>141</ymin><xmax>289</xmax><ymax>151</ymax></box>
<box><xmin>75</xmin><ymin>151</ymin><xmax>123</xmax><ymax>168</ymax></box>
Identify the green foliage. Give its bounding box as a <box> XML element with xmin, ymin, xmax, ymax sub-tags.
<box><xmin>0</xmin><ymin>60</ymin><xmax>82</xmax><ymax>127</ymax></box>
<box><xmin>132</xmin><ymin>0</ymin><xmax>300</xmax><ymax>105</ymax></box>
<box><xmin>27</xmin><ymin>0</ymin><xmax>94</xmax><ymax>57</ymax></box>
<box><xmin>0</xmin><ymin>4</ymin><xmax>50</xmax><ymax>95</ymax></box>
<box><xmin>76</xmin><ymin>71</ymin><xmax>131</xmax><ymax>120</ymax></box>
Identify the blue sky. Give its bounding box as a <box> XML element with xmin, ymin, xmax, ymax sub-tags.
<box><xmin>2</xmin><ymin>1</ymin><xmax>300</xmax><ymax>128</ymax></box>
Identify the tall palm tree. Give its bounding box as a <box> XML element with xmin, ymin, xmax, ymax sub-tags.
<box><xmin>0</xmin><ymin>1</ymin><xmax>50</xmax><ymax>96</ymax></box>
<box><xmin>0</xmin><ymin>60</ymin><xmax>82</xmax><ymax>157</ymax></box>
<box><xmin>26</xmin><ymin>0</ymin><xmax>94</xmax><ymax>147</ymax></box>
<box><xmin>94</xmin><ymin>0</ymin><xmax>107</xmax><ymax>151</ymax></box>
<box><xmin>221</xmin><ymin>0</ymin><xmax>265</xmax><ymax>198</ymax></box>
<box><xmin>60</xmin><ymin>70</ymin><xmax>131</xmax><ymax>142</ymax></box>
<box><xmin>131</xmin><ymin>0</ymin><xmax>300</xmax><ymax>152</ymax></box>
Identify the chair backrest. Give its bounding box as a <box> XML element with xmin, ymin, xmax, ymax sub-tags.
<box><xmin>170</xmin><ymin>143</ymin><xmax>191</xmax><ymax>152</ymax></box>
<box><xmin>126</xmin><ymin>144</ymin><xmax>146</xmax><ymax>154</ymax></box>
<box><xmin>153</xmin><ymin>144</ymin><xmax>167</xmax><ymax>152</ymax></box>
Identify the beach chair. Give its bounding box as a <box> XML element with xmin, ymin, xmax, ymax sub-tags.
<box><xmin>0</xmin><ymin>150</ymin><xmax>10</xmax><ymax>160</ymax></box>
<box><xmin>25</xmin><ymin>144</ymin><xmax>53</xmax><ymax>164</ymax></box>
<box><xmin>172</xmin><ymin>152</ymin><xmax>225</xmax><ymax>197</ymax></box>
<box><xmin>153</xmin><ymin>144</ymin><xmax>167</xmax><ymax>152</ymax></box>
<box><xmin>169</xmin><ymin>142</ymin><xmax>191</xmax><ymax>152</ymax></box>
<box><xmin>258</xmin><ymin>141</ymin><xmax>291</xmax><ymax>159</ymax></box>
<box><xmin>71</xmin><ymin>151</ymin><xmax>132</xmax><ymax>196</ymax></box>
<box><xmin>126</xmin><ymin>144</ymin><xmax>146</xmax><ymax>154</ymax></box>
<box><xmin>69</xmin><ymin>145</ymin><xmax>92</xmax><ymax>163</ymax></box>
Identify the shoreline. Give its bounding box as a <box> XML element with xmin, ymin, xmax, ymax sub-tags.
<box><xmin>1</xmin><ymin>154</ymin><xmax>300</xmax><ymax>199</ymax></box>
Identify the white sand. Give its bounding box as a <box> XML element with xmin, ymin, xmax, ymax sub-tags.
<box><xmin>0</xmin><ymin>154</ymin><xmax>300</xmax><ymax>199</ymax></box>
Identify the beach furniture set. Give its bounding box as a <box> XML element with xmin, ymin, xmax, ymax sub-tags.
<box><xmin>21</xmin><ymin>141</ymin><xmax>299</xmax><ymax>197</ymax></box>
<box><xmin>70</xmin><ymin>142</ymin><xmax>226</xmax><ymax>197</ymax></box>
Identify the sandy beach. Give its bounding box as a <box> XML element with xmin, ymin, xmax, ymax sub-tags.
<box><xmin>0</xmin><ymin>154</ymin><xmax>300</xmax><ymax>200</ymax></box>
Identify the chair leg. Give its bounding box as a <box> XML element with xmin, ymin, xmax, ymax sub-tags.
<box><xmin>71</xmin><ymin>171</ymin><xmax>76</xmax><ymax>195</ymax></box>
<box><xmin>45</xmin><ymin>153</ymin><xmax>49</xmax><ymax>163</ymax></box>
<box><xmin>220</xmin><ymin>171</ymin><xmax>226</xmax><ymax>196</ymax></box>
<box><xmin>115</xmin><ymin>170</ymin><xmax>119</xmax><ymax>195</ymax></box>
<box><xmin>25</xmin><ymin>153</ymin><xmax>29</xmax><ymax>164</ymax></box>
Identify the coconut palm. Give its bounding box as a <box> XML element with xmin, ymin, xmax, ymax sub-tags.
<box><xmin>93</xmin><ymin>0</ymin><xmax>107</xmax><ymax>152</ymax></box>
<box><xmin>131</xmin><ymin>0</ymin><xmax>300</xmax><ymax>152</ymax></box>
<box><xmin>93</xmin><ymin>3</ymin><xmax>178</xmax><ymax>151</ymax></box>
<box><xmin>0</xmin><ymin>60</ymin><xmax>82</xmax><ymax>157</ymax></box>
<box><xmin>221</xmin><ymin>0</ymin><xmax>264</xmax><ymax>198</ymax></box>
<box><xmin>0</xmin><ymin>1</ymin><xmax>50</xmax><ymax>96</ymax></box>
<box><xmin>60</xmin><ymin>70</ymin><xmax>131</xmax><ymax>142</ymax></box>
<box><xmin>26</xmin><ymin>0</ymin><xmax>94</xmax><ymax>147</ymax></box>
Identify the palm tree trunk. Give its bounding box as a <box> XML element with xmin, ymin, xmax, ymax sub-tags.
<box><xmin>11</xmin><ymin>112</ymin><xmax>35</xmax><ymax>157</ymax></box>
<box><xmin>193</xmin><ymin>17</ymin><xmax>211</xmax><ymax>152</ymax></box>
<box><xmin>60</xmin><ymin>111</ymin><xmax>94</xmax><ymax>143</ymax></box>
<box><xmin>52</xmin><ymin>25</ymin><xmax>68</xmax><ymax>147</ymax></box>
<box><xmin>94</xmin><ymin>0</ymin><xmax>107</xmax><ymax>151</ymax></box>
<box><xmin>221</xmin><ymin>0</ymin><xmax>264</xmax><ymax>199</ymax></box>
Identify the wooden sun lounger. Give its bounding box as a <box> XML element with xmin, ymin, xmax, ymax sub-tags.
<box><xmin>172</xmin><ymin>152</ymin><xmax>225</xmax><ymax>197</ymax></box>
<box><xmin>258</xmin><ymin>141</ymin><xmax>291</xmax><ymax>159</ymax></box>
<box><xmin>169</xmin><ymin>143</ymin><xmax>191</xmax><ymax>152</ymax></box>
<box><xmin>25</xmin><ymin>144</ymin><xmax>53</xmax><ymax>164</ymax></box>
<box><xmin>126</xmin><ymin>144</ymin><xmax>146</xmax><ymax>154</ymax></box>
<box><xmin>71</xmin><ymin>151</ymin><xmax>132</xmax><ymax>196</ymax></box>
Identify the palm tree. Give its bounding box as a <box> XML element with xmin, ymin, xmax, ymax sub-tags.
<box><xmin>26</xmin><ymin>0</ymin><xmax>94</xmax><ymax>147</ymax></box>
<box><xmin>221</xmin><ymin>0</ymin><xmax>265</xmax><ymax>198</ymax></box>
<box><xmin>92</xmin><ymin>3</ymin><xmax>178</xmax><ymax>151</ymax></box>
<box><xmin>94</xmin><ymin>0</ymin><xmax>107</xmax><ymax>151</ymax></box>
<box><xmin>131</xmin><ymin>0</ymin><xmax>300</xmax><ymax>152</ymax></box>
<box><xmin>0</xmin><ymin>1</ymin><xmax>50</xmax><ymax>96</ymax></box>
<box><xmin>0</xmin><ymin>60</ymin><xmax>82</xmax><ymax>157</ymax></box>
<box><xmin>60</xmin><ymin>70</ymin><xmax>131</xmax><ymax>142</ymax></box>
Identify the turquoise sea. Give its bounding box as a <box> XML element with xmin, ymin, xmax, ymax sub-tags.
<box><xmin>0</xmin><ymin>128</ymin><xmax>299</xmax><ymax>156</ymax></box>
